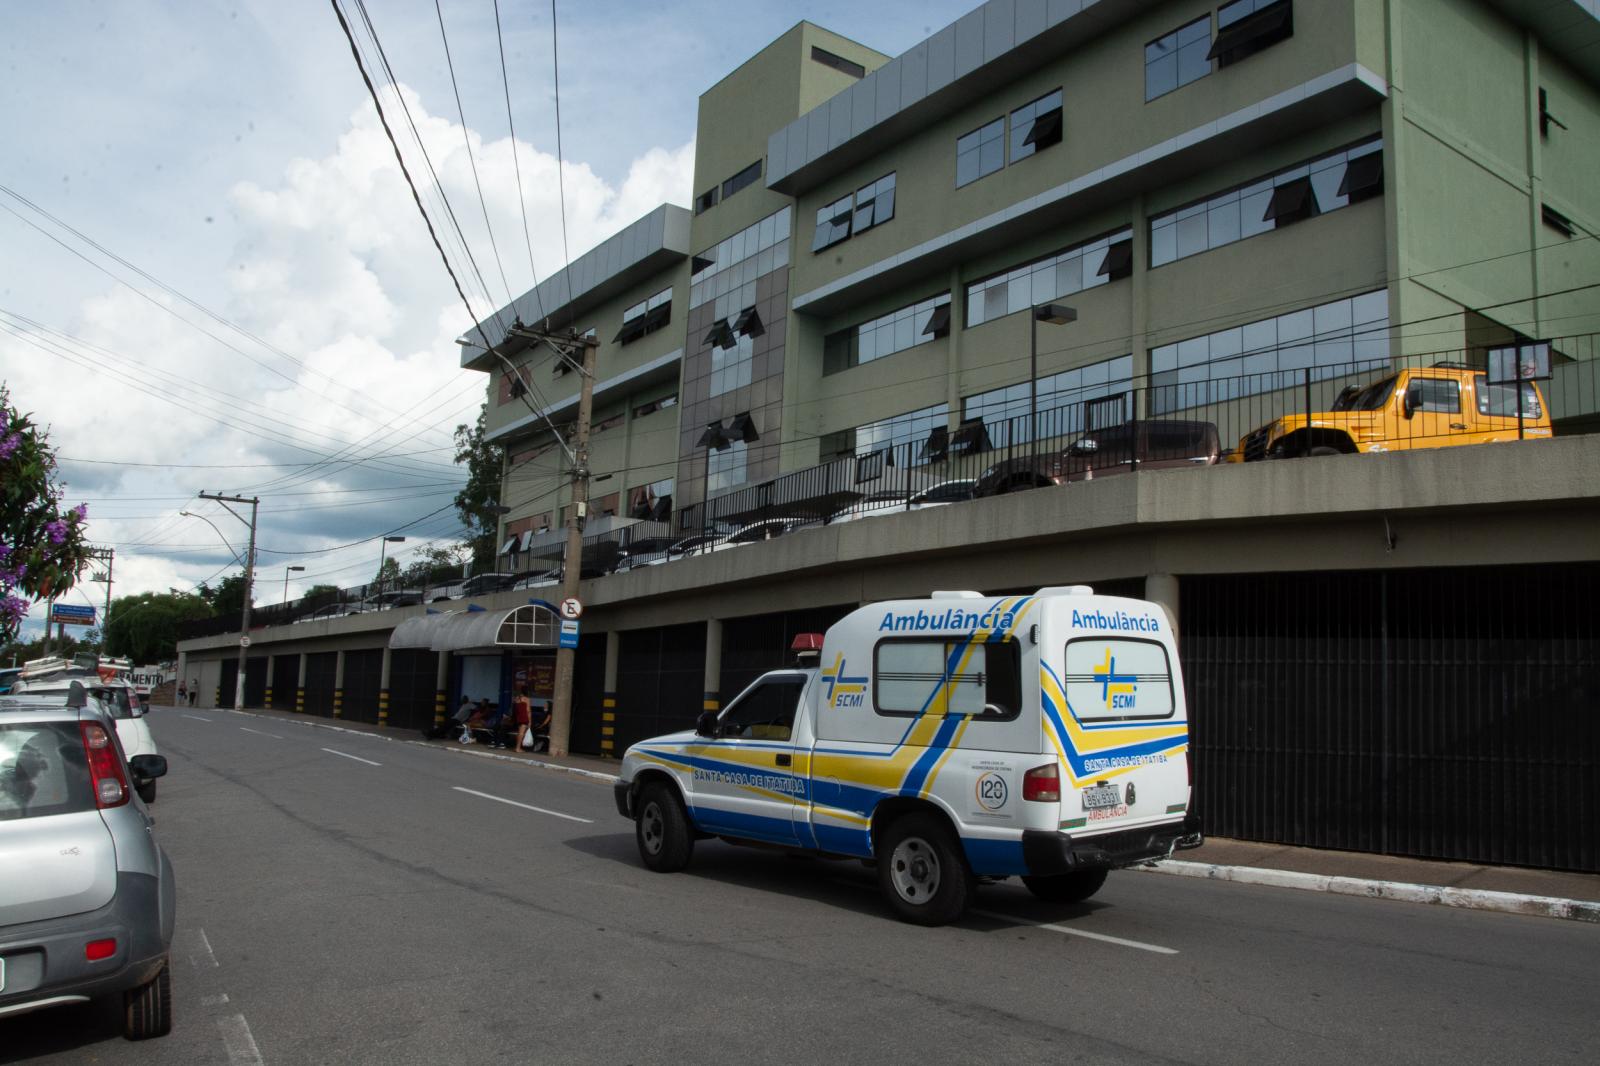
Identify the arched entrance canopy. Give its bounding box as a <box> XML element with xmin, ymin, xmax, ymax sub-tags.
<box><xmin>388</xmin><ymin>603</ymin><xmax>558</xmax><ymax>653</ymax></box>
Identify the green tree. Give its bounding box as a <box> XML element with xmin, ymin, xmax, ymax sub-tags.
<box><xmin>1</xmin><ymin>386</ymin><xmax>94</xmax><ymax>643</ymax></box>
<box><xmin>197</xmin><ymin>572</ymin><xmax>252</xmax><ymax>620</ymax></box>
<box><xmin>104</xmin><ymin>591</ymin><xmax>213</xmax><ymax>662</ymax></box>
<box><xmin>453</xmin><ymin>405</ymin><xmax>507</xmax><ymax>572</ymax></box>
<box><xmin>372</xmin><ymin>557</ymin><xmax>400</xmax><ymax>592</ymax></box>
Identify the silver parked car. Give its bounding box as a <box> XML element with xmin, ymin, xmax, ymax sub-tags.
<box><xmin>0</xmin><ymin>682</ymin><xmax>175</xmax><ymax>1039</ymax></box>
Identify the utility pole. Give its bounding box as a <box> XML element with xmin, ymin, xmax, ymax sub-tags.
<box><xmin>505</xmin><ymin>325</ymin><xmax>598</xmax><ymax>757</ymax></box>
<box><xmin>199</xmin><ymin>492</ymin><xmax>260</xmax><ymax>712</ymax></box>
<box><xmin>87</xmin><ymin>546</ymin><xmax>114</xmax><ymax>653</ymax></box>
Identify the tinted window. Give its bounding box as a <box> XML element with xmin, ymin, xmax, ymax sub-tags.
<box><xmin>874</xmin><ymin>639</ymin><xmax>1021</xmax><ymax>720</ymax></box>
<box><xmin>720</xmin><ymin>678</ymin><xmax>805</xmax><ymax>741</ymax></box>
<box><xmin>1406</xmin><ymin>378</ymin><xmax>1461</xmax><ymax>413</ymax></box>
<box><xmin>1475</xmin><ymin>375</ymin><xmax>1543</xmax><ymax>419</ymax></box>
<box><xmin>1</xmin><ymin>722</ymin><xmax>94</xmax><ymax>820</ymax></box>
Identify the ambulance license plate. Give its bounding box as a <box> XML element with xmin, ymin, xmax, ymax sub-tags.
<box><xmin>1081</xmin><ymin>783</ymin><xmax>1120</xmax><ymax>810</ymax></box>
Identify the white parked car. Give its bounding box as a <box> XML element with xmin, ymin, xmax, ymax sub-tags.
<box><xmin>11</xmin><ymin>661</ymin><xmax>162</xmax><ymax>804</ymax></box>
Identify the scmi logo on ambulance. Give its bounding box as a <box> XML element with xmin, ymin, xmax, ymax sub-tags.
<box><xmin>1063</xmin><ymin>638</ymin><xmax>1176</xmax><ymax>722</ymax></box>
<box><xmin>820</xmin><ymin>653</ymin><xmax>868</xmax><ymax>708</ymax></box>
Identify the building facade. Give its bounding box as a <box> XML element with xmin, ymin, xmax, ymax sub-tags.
<box><xmin>181</xmin><ymin>0</ymin><xmax>1600</xmax><ymax>873</ymax></box>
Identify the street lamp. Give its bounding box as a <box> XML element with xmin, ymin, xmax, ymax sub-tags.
<box><xmin>1030</xmin><ymin>303</ymin><xmax>1077</xmax><ymax>464</ymax></box>
<box><xmin>283</xmin><ymin>565</ymin><xmax>305</xmax><ymax>606</ymax></box>
<box><xmin>376</xmin><ymin>536</ymin><xmax>406</xmax><ymax>595</ymax></box>
<box><xmin>179</xmin><ymin>511</ymin><xmax>244</xmax><ymax>566</ymax></box>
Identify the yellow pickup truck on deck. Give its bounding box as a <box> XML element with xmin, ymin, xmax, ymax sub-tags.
<box><xmin>1228</xmin><ymin>363</ymin><xmax>1551</xmax><ymax>461</ymax></box>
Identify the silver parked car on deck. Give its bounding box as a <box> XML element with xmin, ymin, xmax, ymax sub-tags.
<box><xmin>0</xmin><ymin>683</ymin><xmax>175</xmax><ymax>1039</ymax></box>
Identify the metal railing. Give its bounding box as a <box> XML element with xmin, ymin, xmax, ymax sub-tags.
<box><xmin>177</xmin><ymin>337</ymin><xmax>1599</xmax><ymax>641</ymax></box>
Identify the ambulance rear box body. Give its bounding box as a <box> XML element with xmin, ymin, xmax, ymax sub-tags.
<box><xmin>615</xmin><ymin>587</ymin><xmax>1201</xmax><ymax>924</ymax></box>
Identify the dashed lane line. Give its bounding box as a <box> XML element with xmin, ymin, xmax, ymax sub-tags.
<box><xmin>190</xmin><ymin>927</ymin><xmax>219</xmax><ymax>969</ymax></box>
<box><xmin>182</xmin><ymin>714</ymin><xmax>213</xmax><ymax>722</ymax></box>
<box><xmin>239</xmin><ymin>727</ymin><xmax>282</xmax><ymax>739</ymax></box>
<box><xmin>972</xmin><ymin>909</ymin><xmax>1179</xmax><ymax>955</ymax></box>
<box><xmin>452</xmin><ymin>786</ymin><xmax>594</xmax><ymax>824</ymax></box>
<box><xmin>321</xmin><ymin>747</ymin><xmax>381</xmax><ymax>767</ymax></box>
<box><xmin>217</xmin><ymin>1013</ymin><xmax>265</xmax><ymax>1066</ymax></box>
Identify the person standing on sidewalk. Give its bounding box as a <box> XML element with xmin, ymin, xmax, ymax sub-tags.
<box><xmin>177</xmin><ymin>679</ymin><xmax>187</xmax><ymax>706</ymax></box>
<box><xmin>188</xmin><ymin>679</ymin><xmax>198</xmax><ymax>707</ymax></box>
<box><xmin>511</xmin><ymin>685</ymin><xmax>532</xmax><ymax>750</ymax></box>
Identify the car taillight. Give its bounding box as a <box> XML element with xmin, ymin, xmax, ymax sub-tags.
<box><xmin>86</xmin><ymin>938</ymin><xmax>117</xmax><ymax>961</ymax></box>
<box><xmin>1023</xmin><ymin>762</ymin><xmax>1060</xmax><ymax>802</ymax></box>
<box><xmin>80</xmin><ymin>721</ymin><xmax>129</xmax><ymax>808</ymax></box>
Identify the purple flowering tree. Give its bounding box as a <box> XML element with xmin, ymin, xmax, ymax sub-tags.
<box><xmin>1</xmin><ymin>386</ymin><xmax>93</xmax><ymax>643</ymax></box>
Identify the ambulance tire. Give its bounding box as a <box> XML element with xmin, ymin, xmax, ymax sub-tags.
<box><xmin>877</xmin><ymin>813</ymin><xmax>974</xmax><ymax>926</ymax></box>
<box><xmin>1021</xmin><ymin>868</ymin><xmax>1108</xmax><ymax>904</ymax></box>
<box><xmin>636</xmin><ymin>781</ymin><xmax>694</xmax><ymax>872</ymax></box>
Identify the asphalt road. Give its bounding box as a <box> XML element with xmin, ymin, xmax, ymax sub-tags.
<box><xmin>3</xmin><ymin>709</ymin><xmax>1596</xmax><ymax>1065</ymax></box>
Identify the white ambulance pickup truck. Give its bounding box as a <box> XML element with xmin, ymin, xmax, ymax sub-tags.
<box><xmin>614</xmin><ymin>586</ymin><xmax>1202</xmax><ymax>925</ymax></box>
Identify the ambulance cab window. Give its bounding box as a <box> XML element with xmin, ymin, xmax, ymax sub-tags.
<box><xmin>719</xmin><ymin>676</ymin><xmax>806</xmax><ymax>741</ymax></box>
<box><xmin>873</xmin><ymin>639</ymin><xmax>1021</xmax><ymax>720</ymax></box>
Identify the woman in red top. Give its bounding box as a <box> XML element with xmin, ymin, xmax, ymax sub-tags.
<box><xmin>512</xmin><ymin>685</ymin><xmax>533</xmax><ymax>750</ymax></box>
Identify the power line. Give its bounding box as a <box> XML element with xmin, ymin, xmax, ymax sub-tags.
<box><xmin>548</xmin><ymin>0</ymin><xmax>574</xmax><ymax>315</ymax></box>
<box><xmin>328</xmin><ymin>0</ymin><xmax>497</xmax><ymax>356</ymax></box>
<box><xmin>431</xmin><ymin>0</ymin><xmax>515</xmax><ymax>310</ymax></box>
<box><xmin>493</xmin><ymin>0</ymin><xmax>546</xmax><ymax>324</ymax></box>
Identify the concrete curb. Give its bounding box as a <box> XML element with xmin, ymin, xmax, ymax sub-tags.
<box><xmin>214</xmin><ymin>708</ymin><xmax>620</xmax><ymax>785</ymax></box>
<box><xmin>1141</xmin><ymin>859</ymin><xmax>1600</xmax><ymax>924</ymax></box>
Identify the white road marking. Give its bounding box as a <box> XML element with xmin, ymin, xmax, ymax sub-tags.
<box><xmin>217</xmin><ymin>1013</ymin><xmax>265</xmax><ymax>1066</ymax></box>
<box><xmin>202</xmin><ymin>993</ymin><xmax>231</xmax><ymax>1007</ymax></box>
<box><xmin>973</xmin><ymin>909</ymin><xmax>1178</xmax><ymax>955</ymax></box>
<box><xmin>239</xmin><ymin>727</ymin><xmax>282</xmax><ymax>739</ymax></box>
<box><xmin>190</xmin><ymin>928</ymin><xmax>218</xmax><ymax>969</ymax></box>
<box><xmin>452</xmin><ymin>786</ymin><xmax>594</xmax><ymax>824</ymax></box>
<box><xmin>322</xmin><ymin>747</ymin><xmax>381</xmax><ymax>766</ymax></box>
<box><xmin>182</xmin><ymin>714</ymin><xmax>213</xmax><ymax>722</ymax></box>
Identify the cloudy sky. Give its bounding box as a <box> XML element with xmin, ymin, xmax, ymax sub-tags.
<box><xmin>1</xmin><ymin>0</ymin><xmax>975</xmax><ymax>639</ymax></box>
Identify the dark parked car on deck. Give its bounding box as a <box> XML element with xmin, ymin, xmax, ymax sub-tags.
<box><xmin>974</xmin><ymin>419</ymin><xmax>1221</xmax><ymax>496</ymax></box>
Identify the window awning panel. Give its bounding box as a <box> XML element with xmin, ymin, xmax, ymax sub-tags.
<box><xmin>408</xmin><ymin>603</ymin><xmax>561</xmax><ymax>652</ymax></box>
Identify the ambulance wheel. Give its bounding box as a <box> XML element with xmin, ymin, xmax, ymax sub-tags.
<box><xmin>1022</xmin><ymin>868</ymin><xmax>1108</xmax><ymax>903</ymax></box>
<box><xmin>635</xmin><ymin>782</ymin><xmax>693</xmax><ymax>872</ymax></box>
<box><xmin>877</xmin><ymin>813</ymin><xmax>973</xmax><ymax>926</ymax></box>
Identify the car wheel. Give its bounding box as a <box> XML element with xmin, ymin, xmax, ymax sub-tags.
<box><xmin>1021</xmin><ymin>868</ymin><xmax>1108</xmax><ymax>904</ymax></box>
<box><xmin>1308</xmin><ymin>445</ymin><xmax>1341</xmax><ymax>457</ymax></box>
<box><xmin>635</xmin><ymin>782</ymin><xmax>693</xmax><ymax>872</ymax></box>
<box><xmin>136</xmin><ymin>779</ymin><xmax>157</xmax><ymax>804</ymax></box>
<box><xmin>876</xmin><ymin>813</ymin><xmax>974</xmax><ymax>926</ymax></box>
<box><xmin>124</xmin><ymin>959</ymin><xmax>172</xmax><ymax>1040</ymax></box>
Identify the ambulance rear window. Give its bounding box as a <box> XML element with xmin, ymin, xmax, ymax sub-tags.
<box><xmin>1063</xmin><ymin>638</ymin><xmax>1175</xmax><ymax>722</ymax></box>
<box><xmin>873</xmin><ymin>638</ymin><xmax>1021</xmax><ymax>720</ymax></box>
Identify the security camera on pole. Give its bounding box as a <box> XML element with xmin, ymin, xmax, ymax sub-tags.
<box><xmin>503</xmin><ymin>323</ymin><xmax>598</xmax><ymax>757</ymax></box>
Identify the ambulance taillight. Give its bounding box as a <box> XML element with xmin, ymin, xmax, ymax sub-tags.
<box><xmin>1022</xmin><ymin>763</ymin><xmax>1060</xmax><ymax>802</ymax></box>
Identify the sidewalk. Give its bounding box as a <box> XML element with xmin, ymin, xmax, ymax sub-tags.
<box><xmin>203</xmin><ymin>704</ymin><xmax>1600</xmax><ymax>914</ymax></box>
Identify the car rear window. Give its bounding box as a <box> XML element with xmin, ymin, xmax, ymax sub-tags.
<box><xmin>1</xmin><ymin>722</ymin><xmax>94</xmax><ymax>820</ymax></box>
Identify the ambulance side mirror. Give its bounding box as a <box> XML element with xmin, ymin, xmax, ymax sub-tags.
<box><xmin>695</xmin><ymin>710</ymin><xmax>719</xmax><ymax>738</ymax></box>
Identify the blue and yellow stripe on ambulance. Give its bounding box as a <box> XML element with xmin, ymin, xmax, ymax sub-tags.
<box><xmin>1038</xmin><ymin>660</ymin><xmax>1187</xmax><ymax>787</ymax></box>
<box><xmin>632</xmin><ymin>741</ymin><xmax>813</xmax><ymax>810</ymax></box>
<box><xmin>810</xmin><ymin>597</ymin><xmax>1036</xmax><ymax>843</ymax></box>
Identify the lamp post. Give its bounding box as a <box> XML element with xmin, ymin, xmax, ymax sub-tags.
<box><xmin>194</xmin><ymin>492</ymin><xmax>260</xmax><ymax>713</ymax></box>
<box><xmin>376</xmin><ymin>536</ymin><xmax>406</xmax><ymax>596</ymax></box>
<box><xmin>283</xmin><ymin>565</ymin><xmax>305</xmax><ymax>606</ymax></box>
<box><xmin>1030</xmin><ymin>303</ymin><xmax>1078</xmax><ymax>465</ymax></box>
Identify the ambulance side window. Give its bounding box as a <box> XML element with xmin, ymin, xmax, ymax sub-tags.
<box><xmin>719</xmin><ymin>677</ymin><xmax>805</xmax><ymax>741</ymax></box>
<box><xmin>873</xmin><ymin>639</ymin><xmax>1021</xmax><ymax>720</ymax></box>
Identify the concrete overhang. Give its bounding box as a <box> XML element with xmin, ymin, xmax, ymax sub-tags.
<box><xmin>767</xmin><ymin>0</ymin><xmax>1165</xmax><ymax>196</ymax></box>
<box><xmin>459</xmin><ymin>204</ymin><xmax>691</xmax><ymax>371</ymax></box>
<box><xmin>485</xmin><ymin>348</ymin><xmax>682</xmax><ymax>444</ymax></box>
<box><xmin>791</xmin><ymin>63</ymin><xmax>1387</xmax><ymax>318</ymax></box>
<box><xmin>1487</xmin><ymin>0</ymin><xmax>1600</xmax><ymax>84</ymax></box>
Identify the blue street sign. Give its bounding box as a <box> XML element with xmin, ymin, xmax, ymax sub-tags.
<box><xmin>49</xmin><ymin>604</ymin><xmax>97</xmax><ymax>626</ymax></box>
<box><xmin>558</xmin><ymin>618</ymin><xmax>580</xmax><ymax>649</ymax></box>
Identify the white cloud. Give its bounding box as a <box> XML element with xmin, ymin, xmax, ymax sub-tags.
<box><xmin>2</xmin><ymin>82</ymin><xmax>695</xmax><ymax>607</ymax></box>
